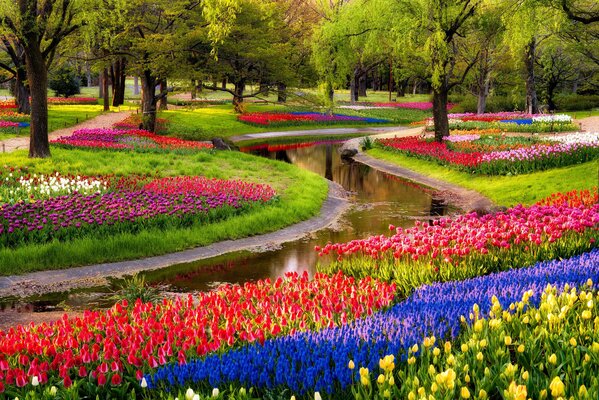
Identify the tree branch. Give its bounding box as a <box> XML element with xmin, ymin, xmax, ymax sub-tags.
<box><xmin>560</xmin><ymin>0</ymin><xmax>599</xmax><ymax>24</ymax></box>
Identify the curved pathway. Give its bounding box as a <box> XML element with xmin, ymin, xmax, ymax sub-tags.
<box><xmin>0</xmin><ymin>110</ymin><xmax>132</xmax><ymax>153</ymax></box>
<box><xmin>0</xmin><ymin>181</ymin><xmax>349</xmax><ymax>298</ymax></box>
<box><xmin>230</xmin><ymin>126</ymin><xmax>408</xmax><ymax>143</ymax></box>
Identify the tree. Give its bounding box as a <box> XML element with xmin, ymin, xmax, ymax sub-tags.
<box><xmin>537</xmin><ymin>43</ymin><xmax>581</xmax><ymax>110</ymax></box>
<box><xmin>0</xmin><ymin>36</ymin><xmax>30</xmax><ymax>114</ymax></box>
<box><xmin>0</xmin><ymin>0</ymin><xmax>84</xmax><ymax>158</ymax></box>
<box><xmin>201</xmin><ymin>0</ymin><xmax>294</xmax><ymax>112</ymax></box>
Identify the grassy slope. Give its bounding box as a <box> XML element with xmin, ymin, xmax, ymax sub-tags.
<box><xmin>367</xmin><ymin>148</ymin><xmax>597</xmax><ymax>206</ymax></box>
<box><xmin>0</xmin><ymin>148</ymin><xmax>327</xmax><ymax>275</ymax></box>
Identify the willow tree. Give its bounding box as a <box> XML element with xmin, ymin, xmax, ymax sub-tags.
<box><xmin>0</xmin><ymin>0</ymin><xmax>85</xmax><ymax>157</ymax></box>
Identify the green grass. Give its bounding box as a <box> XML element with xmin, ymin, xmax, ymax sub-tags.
<box><xmin>567</xmin><ymin>110</ymin><xmax>599</xmax><ymax>119</ymax></box>
<box><xmin>0</xmin><ymin>147</ymin><xmax>328</xmax><ymax>275</ymax></box>
<box><xmin>161</xmin><ymin>103</ymin><xmax>429</xmax><ymax>141</ymax></box>
<box><xmin>367</xmin><ymin>148</ymin><xmax>598</xmax><ymax>206</ymax></box>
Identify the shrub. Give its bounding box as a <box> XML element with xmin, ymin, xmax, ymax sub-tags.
<box><xmin>48</xmin><ymin>66</ymin><xmax>81</xmax><ymax>98</ymax></box>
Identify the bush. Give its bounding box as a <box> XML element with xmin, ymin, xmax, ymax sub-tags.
<box><xmin>555</xmin><ymin>94</ymin><xmax>599</xmax><ymax>111</ymax></box>
<box><xmin>451</xmin><ymin>94</ymin><xmax>525</xmax><ymax>113</ymax></box>
<box><xmin>48</xmin><ymin>66</ymin><xmax>81</xmax><ymax>98</ymax></box>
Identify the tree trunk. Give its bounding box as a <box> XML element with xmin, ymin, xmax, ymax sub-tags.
<box><xmin>99</xmin><ymin>72</ymin><xmax>104</xmax><ymax>99</ymax></box>
<box><xmin>232</xmin><ymin>79</ymin><xmax>245</xmax><ymax>113</ymax></box>
<box><xmin>141</xmin><ymin>71</ymin><xmax>158</xmax><ymax>132</ymax></box>
<box><xmin>102</xmin><ymin>68</ymin><xmax>110</xmax><ymax>112</ymax></box>
<box><xmin>159</xmin><ymin>79</ymin><xmax>168</xmax><ymax>110</ymax></box>
<box><xmin>110</xmin><ymin>58</ymin><xmax>127</xmax><ymax>107</ymax></box>
<box><xmin>476</xmin><ymin>73</ymin><xmax>490</xmax><ymax>115</ymax></box>
<box><xmin>350</xmin><ymin>67</ymin><xmax>359</xmax><ymax>103</ymax></box>
<box><xmin>432</xmin><ymin>87</ymin><xmax>450</xmax><ymax>143</ymax></box>
<box><xmin>412</xmin><ymin>81</ymin><xmax>419</xmax><ymax>95</ymax></box>
<box><xmin>133</xmin><ymin>76</ymin><xmax>140</xmax><ymax>95</ymax></box>
<box><xmin>277</xmin><ymin>82</ymin><xmax>287</xmax><ymax>103</ymax></box>
<box><xmin>358</xmin><ymin>74</ymin><xmax>367</xmax><ymax>97</ymax></box>
<box><xmin>547</xmin><ymin>84</ymin><xmax>557</xmax><ymax>111</ymax></box>
<box><xmin>397</xmin><ymin>79</ymin><xmax>407</xmax><ymax>97</ymax></box>
<box><xmin>525</xmin><ymin>38</ymin><xmax>539</xmax><ymax>114</ymax></box>
<box><xmin>191</xmin><ymin>79</ymin><xmax>197</xmax><ymax>100</ymax></box>
<box><xmin>86</xmin><ymin>62</ymin><xmax>92</xmax><ymax>87</ymax></box>
<box><xmin>221</xmin><ymin>78</ymin><xmax>227</xmax><ymax>90</ymax></box>
<box><xmin>15</xmin><ymin>66</ymin><xmax>31</xmax><ymax>114</ymax></box>
<box><xmin>25</xmin><ymin>45</ymin><xmax>50</xmax><ymax>158</ymax></box>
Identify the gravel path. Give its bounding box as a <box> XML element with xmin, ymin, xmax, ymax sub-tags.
<box><xmin>578</xmin><ymin>116</ymin><xmax>599</xmax><ymax>132</ymax></box>
<box><xmin>0</xmin><ymin>110</ymin><xmax>132</xmax><ymax>153</ymax></box>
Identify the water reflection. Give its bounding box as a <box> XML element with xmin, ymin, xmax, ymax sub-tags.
<box><xmin>150</xmin><ymin>142</ymin><xmax>446</xmax><ymax>292</ymax></box>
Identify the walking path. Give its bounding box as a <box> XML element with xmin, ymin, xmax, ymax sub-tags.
<box><xmin>578</xmin><ymin>116</ymin><xmax>599</xmax><ymax>133</ymax></box>
<box><xmin>0</xmin><ymin>110</ymin><xmax>132</xmax><ymax>153</ymax></box>
<box><xmin>230</xmin><ymin>126</ymin><xmax>408</xmax><ymax>143</ymax></box>
<box><xmin>0</xmin><ymin>181</ymin><xmax>350</xmax><ymax>298</ymax></box>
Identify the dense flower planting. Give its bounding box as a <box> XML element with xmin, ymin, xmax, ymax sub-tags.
<box><xmin>238</xmin><ymin>112</ymin><xmax>388</xmax><ymax>126</ymax></box>
<box><xmin>0</xmin><ymin>272</ymin><xmax>396</xmax><ymax>396</ymax></box>
<box><xmin>547</xmin><ymin>131</ymin><xmax>599</xmax><ymax>145</ymax></box>
<box><xmin>0</xmin><ymin>171</ymin><xmax>108</xmax><ymax>204</ymax></box>
<box><xmin>317</xmin><ymin>194</ymin><xmax>598</xmax><ymax>293</ymax></box>
<box><xmin>51</xmin><ymin>128</ymin><xmax>213</xmax><ymax>152</ymax></box>
<box><xmin>377</xmin><ymin>135</ymin><xmax>599</xmax><ymax>174</ymax></box>
<box><xmin>425</xmin><ymin>112</ymin><xmax>577</xmax><ymax>133</ymax></box>
<box><xmin>47</xmin><ymin>97</ymin><xmax>98</xmax><ymax>105</ymax></box>
<box><xmin>0</xmin><ymin>175</ymin><xmax>274</xmax><ymax>247</ymax></box>
<box><xmin>352</xmin><ymin>283</ymin><xmax>599</xmax><ymax>400</ymax></box>
<box><xmin>146</xmin><ymin>250</ymin><xmax>599</xmax><ymax>395</ymax></box>
<box><xmin>0</xmin><ymin>120</ymin><xmax>19</xmax><ymax>130</ymax></box>
<box><xmin>0</xmin><ymin>111</ymin><xmax>30</xmax><ymax>122</ymax></box>
<box><xmin>536</xmin><ymin>187</ymin><xmax>598</xmax><ymax>207</ymax></box>
<box><xmin>0</xmin><ymin>101</ymin><xmax>17</xmax><ymax>110</ymax></box>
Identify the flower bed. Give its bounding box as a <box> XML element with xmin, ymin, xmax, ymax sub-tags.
<box><xmin>352</xmin><ymin>282</ymin><xmax>599</xmax><ymax>400</ymax></box>
<box><xmin>146</xmin><ymin>250</ymin><xmax>599</xmax><ymax>395</ymax></box>
<box><xmin>0</xmin><ymin>111</ymin><xmax>29</xmax><ymax>123</ymax></box>
<box><xmin>0</xmin><ymin>175</ymin><xmax>274</xmax><ymax>247</ymax></box>
<box><xmin>0</xmin><ymin>121</ymin><xmax>19</xmax><ymax>130</ymax></box>
<box><xmin>237</xmin><ymin>112</ymin><xmax>389</xmax><ymax>126</ymax></box>
<box><xmin>547</xmin><ymin>131</ymin><xmax>599</xmax><ymax>145</ymax></box>
<box><xmin>0</xmin><ymin>101</ymin><xmax>17</xmax><ymax>110</ymax></box>
<box><xmin>51</xmin><ymin>128</ymin><xmax>213</xmax><ymax>152</ymax></box>
<box><xmin>47</xmin><ymin>97</ymin><xmax>98</xmax><ymax>105</ymax></box>
<box><xmin>377</xmin><ymin>135</ymin><xmax>599</xmax><ymax>175</ymax></box>
<box><xmin>316</xmin><ymin>193</ymin><xmax>598</xmax><ymax>294</ymax></box>
<box><xmin>0</xmin><ymin>272</ymin><xmax>396</xmax><ymax>396</ymax></box>
<box><xmin>0</xmin><ymin>170</ymin><xmax>109</xmax><ymax>204</ymax></box>
<box><xmin>426</xmin><ymin>112</ymin><xmax>577</xmax><ymax>133</ymax></box>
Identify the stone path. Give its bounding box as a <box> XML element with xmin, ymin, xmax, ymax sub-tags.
<box><xmin>0</xmin><ymin>181</ymin><xmax>350</xmax><ymax>298</ymax></box>
<box><xmin>0</xmin><ymin>110</ymin><xmax>132</xmax><ymax>153</ymax></box>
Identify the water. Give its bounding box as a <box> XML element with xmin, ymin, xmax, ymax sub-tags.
<box><xmin>0</xmin><ymin>140</ymin><xmax>448</xmax><ymax>325</ymax></box>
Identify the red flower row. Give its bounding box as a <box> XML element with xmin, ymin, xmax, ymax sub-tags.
<box><xmin>0</xmin><ymin>272</ymin><xmax>396</xmax><ymax>391</ymax></box>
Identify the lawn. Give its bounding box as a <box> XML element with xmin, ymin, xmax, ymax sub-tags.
<box><xmin>367</xmin><ymin>147</ymin><xmax>597</xmax><ymax>206</ymax></box>
<box><xmin>0</xmin><ymin>147</ymin><xmax>328</xmax><ymax>274</ymax></box>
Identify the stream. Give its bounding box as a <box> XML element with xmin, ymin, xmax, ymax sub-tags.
<box><xmin>0</xmin><ymin>139</ymin><xmax>452</xmax><ymax>326</ymax></box>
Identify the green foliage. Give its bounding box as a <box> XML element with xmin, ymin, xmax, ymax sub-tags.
<box><xmin>110</xmin><ymin>274</ymin><xmax>161</xmax><ymax>304</ymax></box>
<box><xmin>49</xmin><ymin>66</ymin><xmax>82</xmax><ymax>98</ymax></box>
<box><xmin>555</xmin><ymin>94</ymin><xmax>599</xmax><ymax>111</ymax></box>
